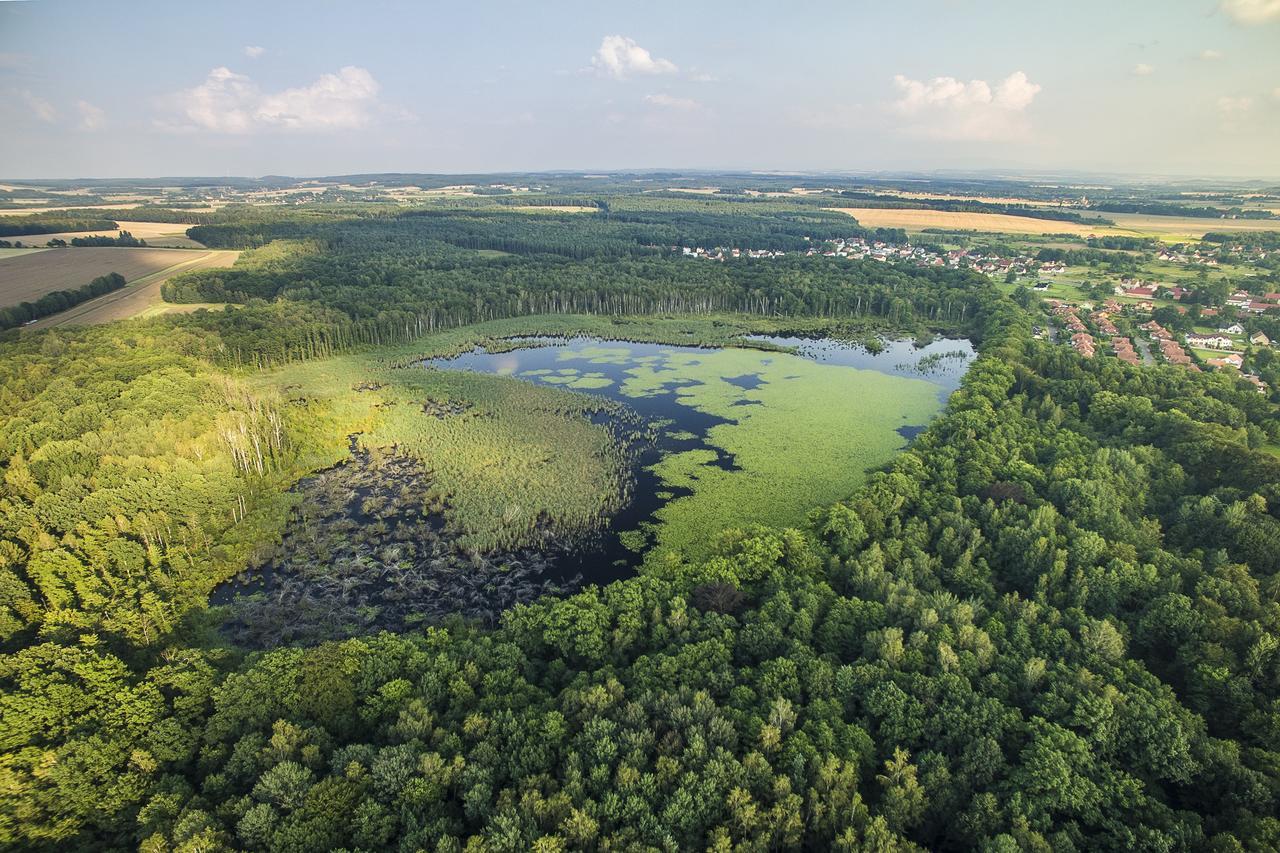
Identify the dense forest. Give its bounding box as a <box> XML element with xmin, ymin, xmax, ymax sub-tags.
<box><xmin>155</xmin><ymin>211</ymin><xmax>953</xmax><ymax>367</ymax></box>
<box><xmin>0</xmin><ymin>215</ymin><xmax>118</xmax><ymax>237</ymax></box>
<box><xmin>2</xmin><ymin>201</ymin><xmax>1280</xmax><ymax>851</ymax></box>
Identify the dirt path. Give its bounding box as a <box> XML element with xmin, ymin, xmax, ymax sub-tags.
<box><xmin>27</xmin><ymin>249</ymin><xmax>239</xmax><ymax>329</ymax></box>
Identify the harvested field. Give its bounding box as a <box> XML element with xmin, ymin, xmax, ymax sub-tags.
<box><xmin>10</xmin><ymin>219</ymin><xmax>204</xmax><ymax>248</ymax></box>
<box><xmin>829</xmin><ymin>206</ymin><xmax>1280</xmax><ymax>241</ymax></box>
<box><xmin>827</xmin><ymin>207</ymin><xmax>1109</xmax><ymax>236</ymax></box>
<box><xmin>0</xmin><ymin>247</ymin><xmax>211</xmax><ymax>305</ymax></box>
<box><xmin>23</xmin><ymin>249</ymin><xmax>239</xmax><ymax>328</ymax></box>
<box><xmin>1098</xmin><ymin>211</ymin><xmax>1280</xmax><ymax>240</ymax></box>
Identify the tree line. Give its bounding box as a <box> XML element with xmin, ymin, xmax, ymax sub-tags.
<box><xmin>0</xmin><ymin>271</ymin><xmax>124</xmax><ymax>329</ymax></box>
<box><xmin>0</xmin><ymin>215</ymin><xmax>118</xmax><ymax>237</ymax></box>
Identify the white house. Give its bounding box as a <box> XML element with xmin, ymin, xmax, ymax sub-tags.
<box><xmin>1186</xmin><ymin>333</ymin><xmax>1233</xmax><ymax>350</ymax></box>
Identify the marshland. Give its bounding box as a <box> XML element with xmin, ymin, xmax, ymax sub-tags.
<box><xmin>211</xmin><ymin>321</ymin><xmax>974</xmax><ymax>642</ymax></box>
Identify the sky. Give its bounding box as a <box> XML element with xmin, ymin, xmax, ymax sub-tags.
<box><xmin>1</xmin><ymin>0</ymin><xmax>1279</xmax><ymax>179</ymax></box>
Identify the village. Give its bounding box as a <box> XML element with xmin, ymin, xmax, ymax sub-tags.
<box><xmin>1047</xmin><ymin>285</ymin><xmax>1277</xmax><ymax>394</ymax></box>
<box><xmin>680</xmin><ymin>234</ymin><xmax>1059</xmax><ymax>273</ymax></box>
<box><xmin>675</xmin><ymin>232</ymin><xmax>1278</xmax><ymax>394</ymax></box>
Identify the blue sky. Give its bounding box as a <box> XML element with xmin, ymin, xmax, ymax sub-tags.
<box><xmin>2</xmin><ymin>0</ymin><xmax>1278</xmax><ymax>178</ymax></box>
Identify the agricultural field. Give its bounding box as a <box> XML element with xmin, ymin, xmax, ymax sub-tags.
<box><xmin>828</xmin><ymin>206</ymin><xmax>1110</xmax><ymax>236</ymax></box>
<box><xmin>21</xmin><ymin>248</ymin><xmax>238</xmax><ymax>328</ymax></box>
<box><xmin>1098</xmin><ymin>210</ymin><xmax>1280</xmax><ymax>240</ymax></box>
<box><xmin>0</xmin><ymin>246</ymin><xmax>214</xmax><ymax>305</ymax></box>
<box><xmin>134</xmin><ymin>300</ymin><xmax>234</xmax><ymax>319</ymax></box>
<box><xmin>12</xmin><ymin>219</ymin><xmax>205</xmax><ymax>248</ymax></box>
<box><xmin>831</xmin><ymin>205</ymin><xmax>1280</xmax><ymax>241</ymax></box>
<box><xmin>0</xmin><ymin>247</ymin><xmax>49</xmax><ymax>261</ymax></box>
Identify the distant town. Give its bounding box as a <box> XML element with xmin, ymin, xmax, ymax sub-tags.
<box><xmin>678</xmin><ymin>233</ymin><xmax>1278</xmax><ymax>394</ymax></box>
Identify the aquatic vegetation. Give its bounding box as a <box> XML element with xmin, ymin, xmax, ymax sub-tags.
<box><xmin>216</xmin><ymin>442</ymin><xmax>579</xmax><ymax>647</ymax></box>
<box><xmin>427</xmin><ymin>330</ymin><xmax>957</xmax><ymax>567</ymax></box>
<box><xmin>606</xmin><ymin>345</ymin><xmax>944</xmax><ymax>563</ymax></box>
<box><xmin>220</xmin><ymin>316</ymin><xmax>967</xmax><ymax>627</ymax></box>
<box><xmin>252</xmin><ymin>349</ymin><xmax>642</xmax><ymax>555</ymax></box>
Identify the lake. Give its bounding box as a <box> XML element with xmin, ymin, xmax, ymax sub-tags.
<box><xmin>424</xmin><ymin>334</ymin><xmax>974</xmax><ymax>572</ymax></box>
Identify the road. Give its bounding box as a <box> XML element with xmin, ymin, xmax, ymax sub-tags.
<box><xmin>27</xmin><ymin>249</ymin><xmax>239</xmax><ymax>329</ymax></box>
<box><xmin>1133</xmin><ymin>337</ymin><xmax>1156</xmax><ymax>366</ymax></box>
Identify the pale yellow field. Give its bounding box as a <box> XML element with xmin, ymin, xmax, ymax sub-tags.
<box><xmin>827</xmin><ymin>207</ymin><xmax>1108</xmax><ymax>236</ymax></box>
<box><xmin>8</xmin><ymin>220</ymin><xmax>204</xmax><ymax>248</ymax></box>
<box><xmin>1099</xmin><ymin>211</ymin><xmax>1280</xmax><ymax>239</ymax></box>
<box><xmin>828</xmin><ymin>206</ymin><xmax>1280</xmax><ymax>241</ymax></box>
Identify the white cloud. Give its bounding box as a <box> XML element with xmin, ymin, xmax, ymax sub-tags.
<box><xmin>19</xmin><ymin>89</ymin><xmax>56</xmax><ymax>122</ymax></box>
<box><xmin>644</xmin><ymin>93</ymin><xmax>700</xmax><ymax>110</ymax></box>
<box><xmin>891</xmin><ymin>71</ymin><xmax>1041</xmax><ymax>141</ymax></box>
<box><xmin>165</xmin><ymin>65</ymin><xmax>383</xmax><ymax>133</ymax></box>
<box><xmin>76</xmin><ymin>100</ymin><xmax>105</xmax><ymax>130</ymax></box>
<box><xmin>242</xmin><ymin>45</ymin><xmax>266</xmax><ymax>59</ymax></box>
<box><xmin>1133</xmin><ymin>63</ymin><xmax>1155</xmax><ymax>76</ymax></box>
<box><xmin>1199</xmin><ymin>49</ymin><xmax>1223</xmax><ymax>60</ymax></box>
<box><xmin>1221</xmin><ymin>0</ymin><xmax>1280</xmax><ymax>23</ymax></box>
<box><xmin>1218</xmin><ymin>95</ymin><xmax>1254</xmax><ymax>114</ymax></box>
<box><xmin>591</xmin><ymin>35</ymin><xmax>677</xmax><ymax>79</ymax></box>
<box><xmin>1273</xmin><ymin>87</ymin><xmax>1280</xmax><ymax>100</ymax></box>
